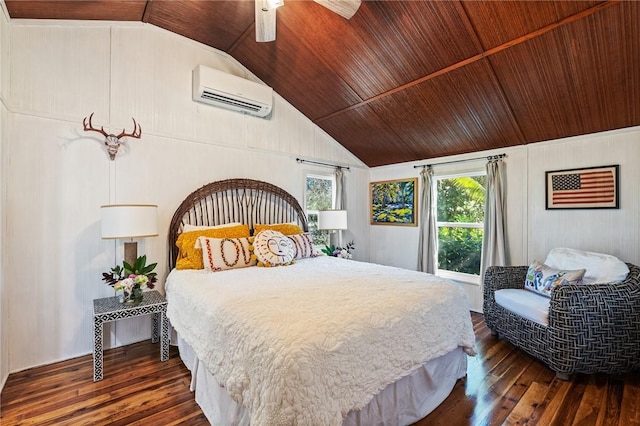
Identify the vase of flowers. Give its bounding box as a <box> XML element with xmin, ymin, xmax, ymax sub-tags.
<box><xmin>321</xmin><ymin>241</ymin><xmax>355</xmax><ymax>259</ymax></box>
<box><xmin>102</xmin><ymin>255</ymin><xmax>157</xmax><ymax>306</ymax></box>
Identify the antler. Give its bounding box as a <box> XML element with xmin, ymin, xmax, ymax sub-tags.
<box><xmin>82</xmin><ymin>113</ymin><xmax>109</xmax><ymax>138</ymax></box>
<box><xmin>117</xmin><ymin>118</ymin><xmax>142</xmax><ymax>139</ymax></box>
<box><xmin>83</xmin><ymin>113</ymin><xmax>142</xmax><ymax>140</ymax></box>
<box><xmin>82</xmin><ymin>113</ymin><xmax>142</xmax><ymax>160</ymax></box>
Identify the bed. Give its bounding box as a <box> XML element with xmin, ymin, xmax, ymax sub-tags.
<box><xmin>165</xmin><ymin>178</ymin><xmax>476</xmax><ymax>425</ymax></box>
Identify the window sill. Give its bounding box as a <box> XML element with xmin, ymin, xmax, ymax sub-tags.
<box><xmin>436</xmin><ymin>270</ymin><xmax>481</xmax><ymax>286</ymax></box>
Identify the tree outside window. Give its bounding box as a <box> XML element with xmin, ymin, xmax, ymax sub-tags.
<box><xmin>436</xmin><ymin>173</ymin><xmax>486</xmax><ymax>275</ymax></box>
<box><xmin>305</xmin><ymin>175</ymin><xmax>335</xmax><ymax>247</ymax></box>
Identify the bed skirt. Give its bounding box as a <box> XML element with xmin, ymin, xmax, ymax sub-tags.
<box><xmin>178</xmin><ymin>335</ymin><xmax>467</xmax><ymax>426</ymax></box>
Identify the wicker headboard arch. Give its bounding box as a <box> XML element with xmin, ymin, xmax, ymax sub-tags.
<box><xmin>168</xmin><ymin>178</ymin><xmax>308</xmax><ymax>269</ymax></box>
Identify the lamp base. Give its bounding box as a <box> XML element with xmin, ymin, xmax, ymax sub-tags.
<box><xmin>124</xmin><ymin>241</ymin><xmax>138</xmax><ymax>267</ymax></box>
<box><xmin>329</xmin><ymin>230</ymin><xmax>344</xmax><ymax>248</ymax></box>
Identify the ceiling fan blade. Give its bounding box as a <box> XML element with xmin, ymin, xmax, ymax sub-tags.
<box><xmin>255</xmin><ymin>0</ymin><xmax>277</xmax><ymax>42</ymax></box>
<box><xmin>313</xmin><ymin>0</ymin><xmax>362</xmax><ymax>19</ymax></box>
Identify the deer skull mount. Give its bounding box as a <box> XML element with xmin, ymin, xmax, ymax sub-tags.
<box><xmin>82</xmin><ymin>113</ymin><xmax>142</xmax><ymax>160</ymax></box>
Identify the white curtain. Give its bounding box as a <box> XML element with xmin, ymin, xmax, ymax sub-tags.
<box><xmin>417</xmin><ymin>167</ymin><xmax>437</xmax><ymax>273</ymax></box>
<box><xmin>335</xmin><ymin>167</ymin><xmax>346</xmax><ymax>210</ymax></box>
<box><xmin>333</xmin><ymin>167</ymin><xmax>346</xmax><ymax>248</ymax></box>
<box><xmin>480</xmin><ymin>158</ymin><xmax>507</xmax><ymax>279</ymax></box>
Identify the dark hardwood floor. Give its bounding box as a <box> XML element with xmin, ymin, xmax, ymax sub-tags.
<box><xmin>1</xmin><ymin>313</ymin><xmax>639</xmax><ymax>425</ymax></box>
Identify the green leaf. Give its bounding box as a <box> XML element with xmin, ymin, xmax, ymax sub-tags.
<box><xmin>140</xmin><ymin>262</ymin><xmax>157</xmax><ymax>275</ymax></box>
<box><xmin>133</xmin><ymin>255</ymin><xmax>147</xmax><ymax>272</ymax></box>
<box><xmin>321</xmin><ymin>245</ymin><xmax>338</xmax><ymax>256</ymax></box>
<box><xmin>122</xmin><ymin>261</ymin><xmax>133</xmax><ymax>274</ymax></box>
<box><xmin>110</xmin><ymin>265</ymin><xmax>123</xmax><ymax>276</ymax></box>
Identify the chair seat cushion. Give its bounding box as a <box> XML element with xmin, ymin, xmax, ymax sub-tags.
<box><xmin>495</xmin><ymin>289</ymin><xmax>550</xmax><ymax>326</ymax></box>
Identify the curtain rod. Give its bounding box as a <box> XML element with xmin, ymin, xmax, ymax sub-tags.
<box><xmin>413</xmin><ymin>153</ymin><xmax>506</xmax><ymax>169</ymax></box>
<box><xmin>296</xmin><ymin>158</ymin><xmax>350</xmax><ymax>170</ymax></box>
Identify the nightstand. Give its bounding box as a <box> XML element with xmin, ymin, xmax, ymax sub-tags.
<box><xmin>92</xmin><ymin>290</ymin><xmax>169</xmax><ymax>381</ymax></box>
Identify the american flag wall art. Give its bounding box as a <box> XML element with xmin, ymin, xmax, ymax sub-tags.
<box><xmin>546</xmin><ymin>165</ymin><xmax>619</xmax><ymax>209</ymax></box>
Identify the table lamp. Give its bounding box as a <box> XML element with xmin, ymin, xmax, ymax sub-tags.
<box><xmin>101</xmin><ymin>204</ymin><xmax>159</xmax><ymax>266</ymax></box>
<box><xmin>318</xmin><ymin>209</ymin><xmax>348</xmax><ymax>247</ymax></box>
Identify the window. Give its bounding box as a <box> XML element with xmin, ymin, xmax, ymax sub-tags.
<box><xmin>305</xmin><ymin>174</ymin><xmax>336</xmax><ymax>247</ymax></box>
<box><xmin>435</xmin><ymin>171</ymin><xmax>486</xmax><ymax>276</ymax></box>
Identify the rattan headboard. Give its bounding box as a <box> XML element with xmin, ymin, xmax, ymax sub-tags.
<box><xmin>168</xmin><ymin>178</ymin><xmax>308</xmax><ymax>269</ymax></box>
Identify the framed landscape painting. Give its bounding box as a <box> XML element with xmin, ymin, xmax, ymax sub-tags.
<box><xmin>545</xmin><ymin>165</ymin><xmax>619</xmax><ymax>209</ymax></box>
<box><xmin>370</xmin><ymin>178</ymin><xmax>418</xmax><ymax>226</ymax></box>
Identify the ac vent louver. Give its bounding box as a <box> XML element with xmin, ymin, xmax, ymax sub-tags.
<box><xmin>201</xmin><ymin>90</ymin><xmax>262</xmax><ymax>113</ymax></box>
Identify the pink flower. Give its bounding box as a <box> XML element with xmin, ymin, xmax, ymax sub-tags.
<box><xmin>114</xmin><ymin>277</ymin><xmax>135</xmax><ymax>292</ymax></box>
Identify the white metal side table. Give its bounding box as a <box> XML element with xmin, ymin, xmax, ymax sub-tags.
<box><xmin>92</xmin><ymin>290</ymin><xmax>169</xmax><ymax>381</ymax></box>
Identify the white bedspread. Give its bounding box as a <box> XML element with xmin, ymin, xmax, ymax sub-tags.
<box><xmin>166</xmin><ymin>256</ymin><xmax>476</xmax><ymax>426</ymax></box>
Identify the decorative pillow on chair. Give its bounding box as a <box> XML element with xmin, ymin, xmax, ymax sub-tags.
<box><xmin>524</xmin><ymin>260</ymin><xmax>586</xmax><ymax>297</ymax></box>
<box><xmin>544</xmin><ymin>247</ymin><xmax>629</xmax><ymax>284</ymax></box>
<box><xmin>199</xmin><ymin>236</ymin><xmax>256</xmax><ymax>271</ymax></box>
<box><xmin>175</xmin><ymin>224</ymin><xmax>250</xmax><ymax>270</ymax></box>
<box><xmin>254</xmin><ymin>222</ymin><xmax>304</xmax><ymax>236</ymax></box>
<box><xmin>287</xmin><ymin>233</ymin><xmax>317</xmax><ymax>259</ymax></box>
<box><xmin>252</xmin><ymin>230</ymin><xmax>295</xmax><ymax>267</ymax></box>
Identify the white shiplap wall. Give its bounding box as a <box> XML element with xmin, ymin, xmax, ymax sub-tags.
<box><xmin>526</xmin><ymin>129</ymin><xmax>640</xmax><ymax>262</ymax></box>
<box><xmin>4</xmin><ymin>20</ymin><xmax>369</xmax><ymax>374</ymax></box>
<box><xmin>370</xmin><ymin>126</ymin><xmax>640</xmax><ymax>312</ymax></box>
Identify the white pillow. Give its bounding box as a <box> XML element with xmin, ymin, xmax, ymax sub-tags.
<box><xmin>287</xmin><ymin>233</ymin><xmax>318</xmax><ymax>259</ymax></box>
<box><xmin>198</xmin><ymin>236</ymin><xmax>256</xmax><ymax>271</ymax></box>
<box><xmin>253</xmin><ymin>230</ymin><xmax>295</xmax><ymax>267</ymax></box>
<box><xmin>544</xmin><ymin>247</ymin><xmax>629</xmax><ymax>284</ymax></box>
<box><xmin>183</xmin><ymin>222</ymin><xmax>242</xmax><ymax>233</ymax></box>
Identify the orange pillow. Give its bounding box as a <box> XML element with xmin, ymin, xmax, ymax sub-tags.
<box><xmin>253</xmin><ymin>223</ymin><xmax>303</xmax><ymax>236</ymax></box>
<box><xmin>176</xmin><ymin>224</ymin><xmax>250</xmax><ymax>270</ymax></box>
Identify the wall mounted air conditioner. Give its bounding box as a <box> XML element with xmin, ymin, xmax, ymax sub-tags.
<box><xmin>192</xmin><ymin>65</ymin><xmax>273</xmax><ymax>118</ymax></box>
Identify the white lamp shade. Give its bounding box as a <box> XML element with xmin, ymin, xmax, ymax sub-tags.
<box><xmin>101</xmin><ymin>204</ymin><xmax>159</xmax><ymax>239</ymax></box>
<box><xmin>318</xmin><ymin>210</ymin><xmax>348</xmax><ymax>230</ymax></box>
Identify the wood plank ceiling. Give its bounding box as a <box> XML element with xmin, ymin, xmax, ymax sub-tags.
<box><xmin>5</xmin><ymin>0</ymin><xmax>639</xmax><ymax>167</ymax></box>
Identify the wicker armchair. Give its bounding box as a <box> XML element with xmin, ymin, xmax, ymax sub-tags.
<box><xmin>483</xmin><ymin>263</ymin><xmax>640</xmax><ymax>379</ymax></box>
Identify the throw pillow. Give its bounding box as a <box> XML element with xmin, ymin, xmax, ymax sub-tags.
<box><xmin>288</xmin><ymin>233</ymin><xmax>317</xmax><ymax>259</ymax></box>
<box><xmin>544</xmin><ymin>247</ymin><xmax>629</xmax><ymax>284</ymax></box>
<box><xmin>524</xmin><ymin>260</ymin><xmax>586</xmax><ymax>297</ymax></box>
<box><xmin>175</xmin><ymin>224</ymin><xmax>250</xmax><ymax>270</ymax></box>
<box><xmin>252</xmin><ymin>230</ymin><xmax>295</xmax><ymax>267</ymax></box>
<box><xmin>199</xmin><ymin>236</ymin><xmax>256</xmax><ymax>271</ymax></box>
<box><xmin>182</xmin><ymin>222</ymin><xmax>242</xmax><ymax>233</ymax></box>
<box><xmin>254</xmin><ymin>222</ymin><xmax>304</xmax><ymax>236</ymax></box>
